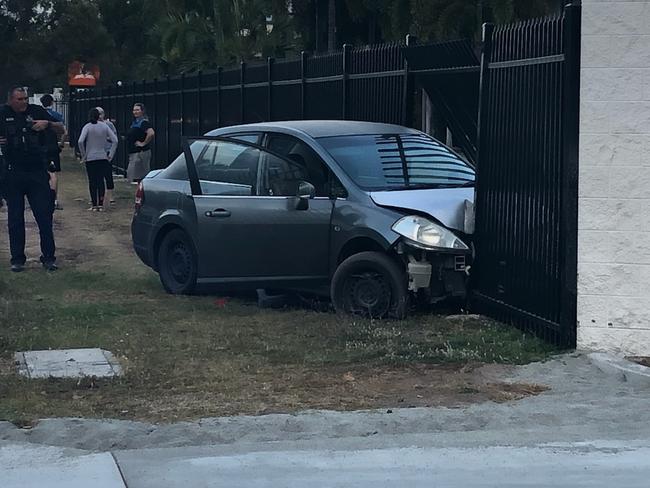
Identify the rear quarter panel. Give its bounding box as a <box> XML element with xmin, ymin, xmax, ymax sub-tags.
<box><xmin>132</xmin><ymin>178</ymin><xmax>197</xmax><ymax>269</ymax></box>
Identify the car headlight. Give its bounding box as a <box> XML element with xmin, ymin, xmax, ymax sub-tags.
<box><xmin>392</xmin><ymin>216</ymin><xmax>469</xmax><ymax>251</ymax></box>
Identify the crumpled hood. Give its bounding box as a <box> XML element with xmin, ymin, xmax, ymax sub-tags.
<box><xmin>369</xmin><ymin>187</ymin><xmax>474</xmax><ymax>232</ymax></box>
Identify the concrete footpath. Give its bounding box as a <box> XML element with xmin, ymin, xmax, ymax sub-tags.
<box><xmin>4</xmin><ymin>440</ymin><xmax>650</xmax><ymax>487</ymax></box>
<box><xmin>2</xmin><ymin>352</ymin><xmax>650</xmax><ymax>487</ymax></box>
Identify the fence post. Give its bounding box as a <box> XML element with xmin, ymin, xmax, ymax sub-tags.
<box><xmin>559</xmin><ymin>2</ymin><xmax>581</xmax><ymax>348</ymax></box>
<box><xmin>267</xmin><ymin>57</ymin><xmax>274</xmax><ymax>121</ymax></box>
<box><xmin>217</xmin><ymin>67</ymin><xmax>222</xmax><ymax>127</ymax></box>
<box><xmin>342</xmin><ymin>44</ymin><xmax>350</xmax><ymax>119</ymax></box>
<box><xmin>301</xmin><ymin>51</ymin><xmax>307</xmax><ymax>119</ymax></box>
<box><xmin>240</xmin><ymin>61</ymin><xmax>246</xmax><ymax>123</ymax></box>
<box><xmin>402</xmin><ymin>34</ymin><xmax>417</xmax><ymax>127</ymax></box>
<box><xmin>166</xmin><ymin>75</ymin><xmax>171</xmax><ymax>164</ymax></box>
<box><xmin>152</xmin><ymin>77</ymin><xmax>158</xmax><ymax>168</ymax></box>
<box><xmin>472</xmin><ymin>22</ymin><xmax>494</xmax><ymax>300</ymax></box>
<box><xmin>180</xmin><ymin>72</ymin><xmax>185</xmax><ymax>137</ymax></box>
<box><xmin>476</xmin><ymin>23</ymin><xmax>494</xmax><ymax>173</ymax></box>
<box><xmin>197</xmin><ymin>70</ymin><xmax>203</xmax><ymax>134</ymax></box>
<box><xmin>67</xmin><ymin>86</ymin><xmax>74</xmax><ymax>148</ymax></box>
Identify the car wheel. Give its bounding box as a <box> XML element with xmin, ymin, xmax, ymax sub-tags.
<box><xmin>158</xmin><ymin>229</ymin><xmax>197</xmax><ymax>294</ymax></box>
<box><xmin>331</xmin><ymin>251</ymin><xmax>408</xmax><ymax>319</ymax></box>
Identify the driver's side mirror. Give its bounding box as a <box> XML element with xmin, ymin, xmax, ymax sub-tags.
<box><xmin>297</xmin><ymin>181</ymin><xmax>316</xmax><ymax>199</ymax></box>
<box><xmin>296</xmin><ymin>181</ymin><xmax>315</xmax><ymax>210</ymax></box>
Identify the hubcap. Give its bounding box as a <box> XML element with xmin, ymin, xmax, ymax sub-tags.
<box><xmin>345</xmin><ymin>271</ymin><xmax>391</xmax><ymax>317</ymax></box>
<box><xmin>168</xmin><ymin>242</ymin><xmax>191</xmax><ymax>284</ymax></box>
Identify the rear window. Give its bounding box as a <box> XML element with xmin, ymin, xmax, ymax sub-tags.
<box><xmin>318</xmin><ymin>133</ymin><xmax>475</xmax><ymax>191</ymax></box>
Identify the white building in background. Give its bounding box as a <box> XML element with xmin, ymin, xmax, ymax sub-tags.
<box><xmin>578</xmin><ymin>0</ymin><xmax>650</xmax><ymax>356</ymax></box>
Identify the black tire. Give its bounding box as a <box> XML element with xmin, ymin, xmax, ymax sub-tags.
<box><xmin>158</xmin><ymin>229</ymin><xmax>198</xmax><ymax>295</ymax></box>
<box><xmin>331</xmin><ymin>251</ymin><xmax>408</xmax><ymax>319</ymax></box>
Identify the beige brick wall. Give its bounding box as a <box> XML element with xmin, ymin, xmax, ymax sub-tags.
<box><xmin>578</xmin><ymin>0</ymin><xmax>650</xmax><ymax>355</ymax></box>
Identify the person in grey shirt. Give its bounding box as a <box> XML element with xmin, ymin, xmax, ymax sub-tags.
<box><xmin>97</xmin><ymin>107</ymin><xmax>118</xmax><ymax>205</ymax></box>
<box><xmin>78</xmin><ymin>108</ymin><xmax>118</xmax><ymax>211</ymax></box>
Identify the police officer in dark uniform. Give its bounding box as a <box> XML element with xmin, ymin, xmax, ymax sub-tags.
<box><xmin>0</xmin><ymin>86</ymin><xmax>63</xmax><ymax>272</ymax></box>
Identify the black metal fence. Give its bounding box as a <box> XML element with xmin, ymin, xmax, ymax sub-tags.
<box><xmin>471</xmin><ymin>3</ymin><xmax>581</xmax><ymax>347</ymax></box>
<box><xmin>69</xmin><ymin>40</ymin><xmax>422</xmax><ymax>174</ymax></box>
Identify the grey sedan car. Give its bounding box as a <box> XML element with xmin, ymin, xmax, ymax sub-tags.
<box><xmin>131</xmin><ymin>121</ymin><xmax>475</xmax><ymax>318</ymax></box>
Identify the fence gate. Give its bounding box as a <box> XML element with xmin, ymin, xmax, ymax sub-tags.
<box><xmin>471</xmin><ymin>3</ymin><xmax>581</xmax><ymax>347</ymax></box>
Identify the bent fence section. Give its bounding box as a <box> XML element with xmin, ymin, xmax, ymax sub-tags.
<box><xmin>471</xmin><ymin>3</ymin><xmax>581</xmax><ymax>347</ymax></box>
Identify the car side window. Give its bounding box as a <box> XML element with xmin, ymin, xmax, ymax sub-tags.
<box><xmin>192</xmin><ymin>140</ymin><xmax>260</xmax><ymax>196</ymax></box>
<box><xmin>266</xmin><ymin>134</ymin><xmax>332</xmax><ymax>197</ymax></box>
<box><xmin>262</xmin><ymin>153</ymin><xmax>310</xmax><ymax>197</ymax></box>
<box><xmin>160</xmin><ymin>153</ymin><xmax>189</xmax><ymax>180</ymax></box>
<box><xmin>225</xmin><ymin>133</ymin><xmax>261</xmax><ymax>144</ymax></box>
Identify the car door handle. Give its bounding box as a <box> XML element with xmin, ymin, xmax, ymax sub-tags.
<box><xmin>205</xmin><ymin>209</ymin><xmax>231</xmax><ymax>218</ymax></box>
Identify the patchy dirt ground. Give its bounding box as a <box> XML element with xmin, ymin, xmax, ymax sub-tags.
<box><xmin>0</xmin><ymin>152</ymin><xmax>555</xmax><ymax>424</ymax></box>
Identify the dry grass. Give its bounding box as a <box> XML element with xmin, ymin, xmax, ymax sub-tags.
<box><xmin>0</xmin><ymin>152</ymin><xmax>557</xmax><ymax>424</ymax></box>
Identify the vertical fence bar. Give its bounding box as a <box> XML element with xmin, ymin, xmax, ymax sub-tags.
<box><xmin>197</xmin><ymin>70</ymin><xmax>203</xmax><ymax>135</ymax></box>
<box><xmin>240</xmin><ymin>61</ymin><xmax>246</xmax><ymax>123</ymax></box>
<box><xmin>180</xmin><ymin>73</ymin><xmax>185</xmax><ymax>137</ymax></box>
<box><xmin>166</xmin><ymin>75</ymin><xmax>171</xmax><ymax>164</ymax></box>
<box><xmin>152</xmin><ymin>77</ymin><xmax>158</xmax><ymax>167</ymax></box>
<box><xmin>342</xmin><ymin>44</ymin><xmax>350</xmax><ymax>119</ymax></box>
<box><xmin>216</xmin><ymin>67</ymin><xmax>222</xmax><ymax>128</ymax></box>
<box><xmin>267</xmin><ymin>57</ymin><xmax>274</xmax><ymax>121</ymax></box>
<box><xmin>300</xmin><ymin>51</ymin><xmax>307</xmax><ymax>119</ymax></box>
<box><xmin>559</xmin><ymin>2</ymin><xmax>581</xmax><ymax>347</ymax></box>
<box><xmin>402</xmin><ymin>35</ymin><xmax>416</xmax><ymax>127</ymax></box>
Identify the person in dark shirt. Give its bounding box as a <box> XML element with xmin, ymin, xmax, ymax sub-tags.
<box><xmin>126</xmin><ymin>102</ymin><xmax>155</xmax><ymax>183</ymax></box>
<box><xmin>40</xmin><ymin>94</ymin><xmax>67</xmax><ymax>210</ymax></box>
<box><xmin>0</xmin><ymin>86</ymin><xmax>64</xmax><ymax>272</ymax></box>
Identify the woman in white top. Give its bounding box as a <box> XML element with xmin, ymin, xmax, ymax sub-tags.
<box><xmin>96</xmin><ymin>106</ymin><xmax>118</xmax><ymax>205</ymax></box>
<box><xmin>78</xmin><ymin>108</ymin><xmax>118</xmax><ymax>211</ymax></box>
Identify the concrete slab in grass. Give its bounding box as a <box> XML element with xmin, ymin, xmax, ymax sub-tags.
<box><xmin>15</xmin><ymin>348</ymin><xmax>122</xmax><ymax>379</ymax></box>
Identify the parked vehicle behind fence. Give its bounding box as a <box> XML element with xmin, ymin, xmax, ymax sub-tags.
<box><xmin>131</xmin><ymin>121</ymin><xmax>475</xmax><ymax>318</ymax></box>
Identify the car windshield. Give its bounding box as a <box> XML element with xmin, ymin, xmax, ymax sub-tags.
<box><xmin>318</xmin><ymin>133</ymin><xmax>475</xmax><ymax>191</ymax></box>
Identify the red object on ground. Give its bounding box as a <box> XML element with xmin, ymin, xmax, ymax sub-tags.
<box><xmin>214</xmin><ymin>297</ymin><xmax>229</xmax><ymax>308</ymax></box>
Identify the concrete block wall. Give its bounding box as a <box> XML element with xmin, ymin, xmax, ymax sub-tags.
<box><xmin>579</xmin><ymin>0</ymin><xmax>650</xmax><ymax>355</ymax></box>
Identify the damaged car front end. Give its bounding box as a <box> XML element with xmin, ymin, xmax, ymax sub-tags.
<box><xmin>318</xmin><ymin>129</ymin><xmax>475</xmax><ymax>316</ymax></box>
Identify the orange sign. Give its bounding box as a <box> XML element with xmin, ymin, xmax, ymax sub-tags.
<box><xmin>68</xmin><ymin>61</ymin><xmax>100</xmax><ymax>87</ymax></box>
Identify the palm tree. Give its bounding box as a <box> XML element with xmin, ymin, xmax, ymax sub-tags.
<box><xmin>150</xmin><ymin>0</ymin><xmax>293</xmax><ymax>74</ymax></box>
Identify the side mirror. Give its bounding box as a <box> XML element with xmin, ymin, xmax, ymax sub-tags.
<box><xmin>296</xmin><ymin>181</ymin><xmax>315</xmax><ymax>210</ymax></box>
<box><xmin>297</xmin><ymin>181</ymin><xmax>316</xmax><ymax>199</ymax></box>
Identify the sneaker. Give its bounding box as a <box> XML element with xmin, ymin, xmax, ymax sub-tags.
<box><xmin>97</xmin><ymin>206</ymin><xmax>105</xmax><ymax>212</ymax></box>
<box><xmin>54</xmin><ymin>201</ymin><xmax>63</xmax><ymax>210</ymax></box>
<box><xmin>42</xmin><ymin>261</ymin><xmax>58</xmax><ymax>272</ymax></box>
<box><xmin>88</xmin><ymin>206</ymin><xmax>97</xmax><ymax>211</ymax></box>
<box><xmin>109</xmin><ymin>200</ymin><xmax>116</xmax><ymax>205</ymax></box>
<box><xmin>11</xmin><ymin>263</ymin><xmax>25</xmax><ymax>273</ymax></box>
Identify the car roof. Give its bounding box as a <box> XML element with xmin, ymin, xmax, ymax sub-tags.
<box><xmin>206</xmin><ymin>120</ymin><xmax>419</xmax><ymax>139</ymax></box>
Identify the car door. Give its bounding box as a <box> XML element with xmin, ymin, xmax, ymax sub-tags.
<box><xmin>184</xmin><ymin>137</ymin><xmax>333</xmax><ymax>284</ymax></box>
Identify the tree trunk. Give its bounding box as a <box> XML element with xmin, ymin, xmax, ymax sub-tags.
<box><xmin>327</xmin><ymin>0</ymin><xmax>336</xmax><ymax>51</ymax></box>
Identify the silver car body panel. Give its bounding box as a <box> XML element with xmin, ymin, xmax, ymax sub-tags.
<box><xmin>369</xmin><ymin>188</ymin><xmax>475</xmax><ymax>232</ymax></box>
